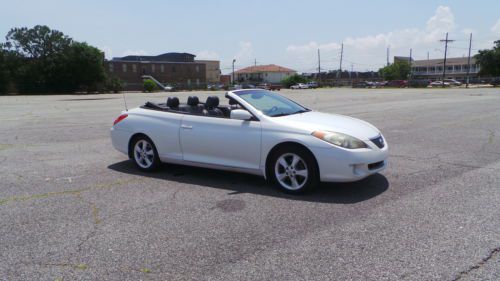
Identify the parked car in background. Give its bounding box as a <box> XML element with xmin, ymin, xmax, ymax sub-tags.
<box><xmin>373</xmin><ymin>81</ymin><xmax>387</xmax><ymax>87</ymax></box>
<box><xmin>490</xmin><ymin>78</ymin><xmax>500</xmax><ymax>87</ymax></box>
<box><xmin>258</xmin><ymin>83</ymin><xmax>282</xmax><ymax>91</ymax></box>
<box><xmin>444</xmin><ymin>79</ymin><xmax>462</xmax><ymax>86</ymax></box>
<box><xmin>290</xmin><ymin>83</ymin><xmax>309</xmax><ymax>89</ymax></box>
<box><xmin>386</xmin><ymin>80</ymin><xmax>408</xmax><ymax>88</ymax></box>
<box><xmin>233</xmin><ymin>84</ymin><xmax>256</xmax><ymax>90</ymax></box>
<box><xmin>352</xmin><ymin>81</ymin><xmax>370</xmax><ymax>88</ymax></box>
<box><xmin>306</xmin><ymin>81</ymin><xmax>319</xmax><ymax>88</ymax></box>
<box><xmin>429</xmin><ymin>81</ymin><xmax>450</xmax><ymax>87</ymax></box>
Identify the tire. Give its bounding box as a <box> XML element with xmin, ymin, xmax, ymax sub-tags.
<box><xmin>130</xmin><ymin>135</ymin><xmax>160</xmax><ymax>171</ymax></box>
<box><xmin>268</xmin><ymin>145</ymin><xmax>319</xmax><ymax>194</ymax></box>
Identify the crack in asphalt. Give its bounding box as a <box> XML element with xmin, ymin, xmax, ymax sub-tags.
<box><xmin>452</xmin><ymin>247</ymin><xmax>500</xmax><ymax>280</ymax></box>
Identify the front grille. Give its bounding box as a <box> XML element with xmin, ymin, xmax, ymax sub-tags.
<box><xmin>368</xmin><ymin>161</ymin><xmax>384</xmax><ymax>170</ymax></box>
<box><xmin>370</xmin><ymin>136</ymin><xmax>385</xmax><ymax>148</ymax></box>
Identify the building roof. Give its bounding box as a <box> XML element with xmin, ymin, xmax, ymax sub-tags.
<box><xmin>235</xmin><ymin>64</ymin><xmax>296</xmax><ymax>74</ymax></box>
<box><xmin>411</xmin><ymin>57</ymin><xmax>476</xmax><ymax>67</ymax></box>
<box><xmin>112</xmin><ymin>52</ymin><xmax>196</xmax><ymax>62</ymax></box>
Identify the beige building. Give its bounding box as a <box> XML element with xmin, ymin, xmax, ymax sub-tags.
<box><xmin>196</xmin><ymin>60</ymin><xmax>221</xmax><ymax>84</ymax></box>
<box><xmin>234</xmin><ymin>64</ymin><xmax>296</xmax><ymax>84</ymax></box>
<box><xmin>410</xmin><ymin>57</ymin><xmax>480</xmax><ymax>81</ymax></box>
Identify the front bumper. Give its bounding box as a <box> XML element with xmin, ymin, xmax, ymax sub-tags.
<box><xmin>310</xmin><ymin>140</ymin><xmax>388</xmax><ymax>182</ymax></box>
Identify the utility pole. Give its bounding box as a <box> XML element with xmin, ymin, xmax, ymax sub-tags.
<box><xmin>339</xmin><ymin>42</ymin><xmax>344</xmax><ymax>73</ymax></box>
<box><xmin>440</xmin><ymin>32</ymin><xmax>454</xmax><ymax>87</ymax></box>
<box><xmin>317</xmin><ymin>49</ymin><xmax>321</xmax><ymax>85</ymax></box>
<box><xmin>387</xmin><ymin>46</ymin><xmax>390</xmax><ymax>66</ymax></box>
<box><xmin>427</xmin><ymin>51</ymin><xmax>430</xmax><ymax>75</ymax></box>
<box><xmin>254</xmin><ymin>58</ymin><xmax>257</xmax><ymax>67</ymax></box>
<box><xmin>466</xmin><ymin>33</ymin><xmax>472</xmax><ymax>88</ymax></box>
<box><xmin>408</xmin><ymin>48</ymin><xmax>412</xmax><ymax>87</ymax></box>
<box><xmin>232</xmin><ymin>59</ymin><xmax>236</xmax><ymax>85</ymax></box>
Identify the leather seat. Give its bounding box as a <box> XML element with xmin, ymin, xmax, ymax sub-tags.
<box><xmin>186</xmin><ymin>96</ymin><xmax>205</xmax><ymax>115</ymax></box>
<box><xmin>204</xmin><ymin>96</ymin><xmax>224</xmax><ymax>117</ymax></box>
<box><xmin>166</xmin><ymin>97</ymin><xmax>180</xmax><ymax>110</ymax></box>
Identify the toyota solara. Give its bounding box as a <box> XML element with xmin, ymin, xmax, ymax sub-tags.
<box><xmin>111</xmin><ymin>89</ymin><xmax>388</xmax><ymax>194</ymax></box>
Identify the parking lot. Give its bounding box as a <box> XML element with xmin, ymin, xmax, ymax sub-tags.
<box><xmin>1</xmin><ymin>88</ymin><xmax>499</xmax><ymax>280</ymax></box>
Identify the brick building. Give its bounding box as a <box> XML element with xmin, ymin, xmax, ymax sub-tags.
<box><xmin>106</xmin><ymin>52</ymin><xmax>209</xmax><ymax>90</ymax></box>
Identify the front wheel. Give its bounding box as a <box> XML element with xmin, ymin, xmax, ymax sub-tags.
<box><xmin>269</xmin><ymin>146</ymin><xmax>319</xmax><ymax>194</ymax></box>
<box><xmin>131</xmin><ymin>136</ymin><xmax>160</xmax><ymax>171</ymax></box>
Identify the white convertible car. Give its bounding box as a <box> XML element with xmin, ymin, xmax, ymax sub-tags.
<box><xmin>111</xmin><ymin>89</ymin><xmax>388</xmax><ymax>194</ymax></box>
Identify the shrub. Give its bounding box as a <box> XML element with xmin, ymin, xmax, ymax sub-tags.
<box><xmin>281</xmin><ymin>74</ymin><xmax>308</xmax><ymax>88</ymax></box>
<box><xmin>143</xmin><ymin>79</ymin><xmax>157</xmax><ymax>92</ymax></box>
<box><xmin>105</xmin><ymin>76</ymin><xmax>123</xmax><ymax>93</ymax></box>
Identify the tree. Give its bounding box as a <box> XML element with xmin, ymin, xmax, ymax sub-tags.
<box><xmin>281</xmin><ymin>74</ymin><xmax>308</xmax><ymax>88</ymax></box>
<box><xmin>378</xmin><ymin>61</ymin><xmax>410</xmax><ymax>81</ymax></box>
<box><xmin>1</xmin><ymin>25</ymin><xmax>106</xmax><ymax>93</ymax></box>
<box><xmin>0</xmin><ymin>51</ymin><xmax>7</xmax><ymax>93</ymax></box>
<box><xmin>475</xmin><ymin>40</ymin><xmax>500</xmax><ymax>77</ymax></box>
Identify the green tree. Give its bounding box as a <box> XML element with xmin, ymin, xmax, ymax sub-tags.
<box><xmin>0</xmin><ymin>51</ymin><xmax>7</xmax><ymax>93</ymax></box>
<box><xmin>475</xmin><ymin>40</ymin><xmax>500</xmax><ymax>77</ymax></box>
<box><xmin>281</xmin><ymin>74</ymin><xmax>308</xmax><ymax>88</ymax></box>
<box><xmin>378</xmin><ymin>61</ymin><xmax>410</xmax><ymax>81</ymax></box>
<box><xmin>1</xmin><ymin>25</ymin><xmax>106</xmax><ymax>93</ymax></box>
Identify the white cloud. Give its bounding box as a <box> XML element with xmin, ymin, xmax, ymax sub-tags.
<box><xmin>196</xmin><ymin>50</ymin><xmax>219</xmax><ymax>60</ymax></box>
<box><xmin>491</xmin><ymin>19</ymin><xmax>500</xmax><ymax>34</ymax></box>
<box><xmin>122</xmin><ymin>49</ymin><xmax>148</xmax><ymax>56</ymax></box>
<box><xmin>285</xmin><ymin>6</ymin><xmax>462</xmax><ymax>71</ymax></box>
<box><xmin>100</xmin><ymin>46</ymin><xmax>113</xmax><ymax>59</ymax></box>
<box><xmin>234</xmin><ymin>41</ymin><xmax>254</xmax><ymax>66</ymax></box>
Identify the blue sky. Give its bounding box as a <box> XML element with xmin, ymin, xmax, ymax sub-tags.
<box><xmin>1</xmin><ymin>0</ymin><xmax>500</xmax><ymax>73</ymax></box>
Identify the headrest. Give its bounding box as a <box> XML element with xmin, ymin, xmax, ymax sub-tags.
<box><xmin>228</xmin><ymin>98</ymin><xmax>238</xmax><ymax>105</ymax></box>
<box><xmin>166</xmin><ymin>97</ymin><xmax>179</xmax><ymax>108</ymax></box>
<box><xmin>187</xmin><ymin>96</ymin><xmax>199</xmax><ymax>106</ymax></box>
<box><xmin>205</xmin><ymin>96</ymin><xmax>219</xmax><ymax>108</ymax></box>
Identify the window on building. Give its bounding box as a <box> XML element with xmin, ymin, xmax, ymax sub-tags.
<box><xmin>151</xmin><ymin>64</ymin><xmax>155</xmax><ymax>73</ymax></box>
<box><xmin>132</xmin><ymin>64</ymin><xmax>137</xmax><ymax>73</ymax></box>
<box><xmin>109</xmin><ymin>64</ymin><xmax>114</xmax><ymax>72</ymax></box>
<box><xmin>122</xmin><ymin>64</ymin><xmax>127</xmax><ymax>73</ymax></box>
<box><xmin>161</xmin><ymin>65</ymin><xmax>164</xmax><ymax>72</ymax></box>
<box><xmin>195</xmin><ymin>65</ymin><xmax>199</xmax><ymax>72</ymax></box>
<box><xmin>172</xmin><ymin>66</ymin><xmax>176</xmax><ymax>72</ymax></box>
<box><xmin>196</xmin><ymin>78</ymin><xmax>200</xmax><ymax>85</ymax></box>
<box><xmin>187</xmin><ymin>79</ymin><xmax>191</xmax><ymax>86</ymax></box>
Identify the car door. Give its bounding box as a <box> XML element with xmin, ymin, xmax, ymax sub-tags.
<box><xmin>179</xmin><ymin>115</ymin><xmax>262</xmax><ymax>170</ymax></box>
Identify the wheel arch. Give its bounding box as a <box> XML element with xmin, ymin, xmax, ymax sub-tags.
<box><xmin>264</xmin><ymin>141</ymin><xmax>320</xmax><ymax>180</ymax></box>
<box><xmin>127</xmin><ymin>132</ymin><xmax>150</xmax><ymax>159</ymax></box>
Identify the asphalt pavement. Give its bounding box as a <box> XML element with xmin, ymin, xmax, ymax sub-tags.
<box><xmin>0</xmin><ymin>87</ymin><xmax>499</xmax><ymax>280</ymax></box>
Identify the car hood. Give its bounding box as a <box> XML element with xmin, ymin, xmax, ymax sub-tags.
<box><xmin>272</xmin><ymin>111</ymin><xmax>380</xmax><ymax>140</ymax></box>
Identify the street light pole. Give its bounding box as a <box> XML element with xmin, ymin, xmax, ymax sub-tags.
<box><xmin>232</xmin><ymin>59</ymin><xmax>236</xmax><ymax>85</ymax></box>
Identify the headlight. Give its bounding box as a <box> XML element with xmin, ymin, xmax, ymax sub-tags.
<box><xmin>312</xmin><ymin>131</ymin><xmax>368</xmax><ymax>149</ymax></box>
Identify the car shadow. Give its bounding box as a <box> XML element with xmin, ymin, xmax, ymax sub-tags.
<box><xmin>108</xmin><ymin>160</ymin><xmax>389</xmax><ymax>204</ymax></box>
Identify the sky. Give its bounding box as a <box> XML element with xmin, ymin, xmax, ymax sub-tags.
<box><xmin>1</xmin><ymin>0</ymin><xmax>500</xmax><ymax>73</ymax></box>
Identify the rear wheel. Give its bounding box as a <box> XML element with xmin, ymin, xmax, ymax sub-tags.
<box><xmin>131</xmin><ymin>136</ymin><xmax>160</xmax><ymax>171</ymax></box>
<box><xmin>269</xmin><ymin>145</ymin><xmax>319</xmax><ymax>194</ymax></box>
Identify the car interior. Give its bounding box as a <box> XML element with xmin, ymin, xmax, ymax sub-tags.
<box><xmin>142</xmin><ymin>95</ymin><xmax>243</xmax><ymax>118</ymax></box>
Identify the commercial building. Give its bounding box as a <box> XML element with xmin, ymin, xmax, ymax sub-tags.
<box><xmin>410</xmin><ymin>57</ymin><xmax>480</xmax><ymax>81</ymax></box>
<box><xmin>105</xmin><ymin>52</ymin><xmax>221</xmax><ymax>90</ymax></box>
<box><xmin>234</xmin><ymin>64</ymin><xmax>296</xmax><ymax>84</ymax></box>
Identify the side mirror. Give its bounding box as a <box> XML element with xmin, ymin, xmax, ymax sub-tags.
<box><xmin>230</xmin><ymin>109</ymin><xmax>252</xmax><ymax>121</ymax></box>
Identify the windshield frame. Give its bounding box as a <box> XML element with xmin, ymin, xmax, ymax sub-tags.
<box><xmin>233</xmin><ymin>89</ymin><xmax>310</xmax><ymax>117</ymax></box>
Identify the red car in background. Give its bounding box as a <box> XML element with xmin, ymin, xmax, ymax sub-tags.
<box><xmin>386</xmin><ymin>80</ymin><xmax>408</xmax><ymax>88</ymax></box>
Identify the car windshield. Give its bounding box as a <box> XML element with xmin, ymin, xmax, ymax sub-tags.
<box><xmin>235</xmin><ymin>90</ymin><xmax>310</xmax><ymax>117</ymax></box>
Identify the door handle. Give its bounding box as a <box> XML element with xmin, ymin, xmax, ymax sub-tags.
<box><xmin>181</xmin><ymin>125</ymin><xmax>193</xmax><ymax>129</ymax></box>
